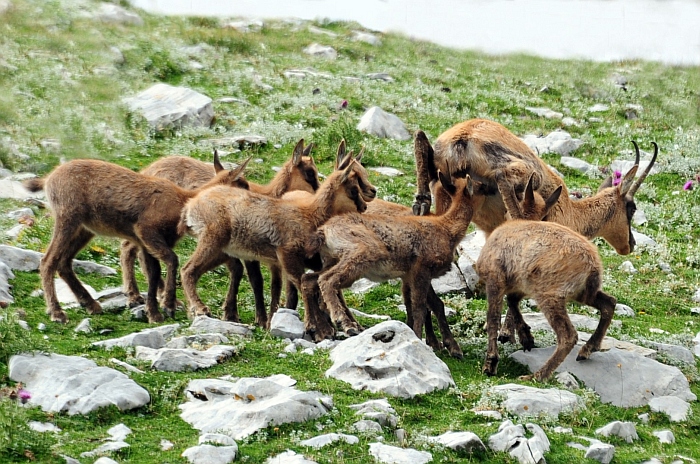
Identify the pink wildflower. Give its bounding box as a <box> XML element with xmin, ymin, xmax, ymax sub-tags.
<box><xmin>612</xmin><ymin>170</ymin><xmax>622</xmax><ymax>186</ymax></box>
<box><xmin>339</xmin><ymin>100</ymin><xmax>348</xmax><ymax>109</ymax></box>
<box><xmin>18</xmin><ymin>389</ymin><xmax>31</xmax><ymax>404</ymax></box>
<box><xmin>683</xmin><ymin>180</ymin><xmax>694</xmax><ymax>191</ymax></box>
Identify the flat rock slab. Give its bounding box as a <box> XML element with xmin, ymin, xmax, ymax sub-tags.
<box><xmin>189</xmin><ymin>316</ymin><xmax>253</xmax><ymax>337</ymax></box>
<box><xmin>511</xmin><ymin>347</ymin><xmax>696</xmax><ymax>407</ymax></box>
<box><xmin>9</xmin><ymin>353</ymin><xmax>149</xmax><ymax>415</ymax></box>
<box><xmin>123</xmin><ymin>83</ymin><xmax>214</xmax><ymax>130</ymax></box>
<box><xmin>182</xmin><ymin>444</ymin><xmax>238</xmax><ymax>464</ymax></box>
<box><xmin>135</xmin><ymin>344</ymin><xmax>240</xmax><ymax>372</ymax></box>
<box><xmin>166</xmin><ymin>333</ymin><xmax>230</xmax><ymax>349</ymax></box>
<box><xmin>266</xmin><ymin>450</ymin><xmax>318</xmax><ymax>464</ymax></box>
<box><xmin>180</xmin><ymin>375</ymin><xmax>332</xmax><ymax>439</ymax></box>
<box><xmin>357</xmin><ymin>106</ymin><xmax>410</xmax><ymax>140</ymax></box>
<box><xmin>0</xmin><ymin>245</ymin><xmax>115</xmax><ymax>274</ymax></box>
<box><xmin>430</xmin><ymin>431</ymin><xmax>486</xmax><ymax>452</ymax></box>
<box><xmin>487</xmin><ymin>384</ymin><xmax>581</xmax><ymax>418</ymax></box>
<box><xmin>300</xmin><ymin>433</ymin><xmax>359</xmax><ymax>449</ymax></box>
<box><xmin>92</xmin><ymin>329</ymin><xmax>165</xmax><ymax>350</ymax></box>
<box><xmin>520</xmin><ymin>312</ymin><xmax>621</xmax><ymax>333</ymax></box>
<box><xmin>649</xmin><ymin>396</ymin><xmax>691</xmax><ymax>422</ymax></box>
<box><xmin>595</xmin><ymin>421</ymin><xmax>638</xmax><ymax>443</ymax></box>
<box><xmin>326</xmin><ymin>321</ymin><xmax>455</xmax><ymax>398</ymax></box>
<box><xmin>270</xmin><ymin>308</ymin><xmax>305</xmax><ymax>340</ymax></box>
<box><xmin>432</xmin><ymin>263</ymin><xmax>467</xmax><ymax>294</ymax></box>
<box><xmin>521</xmin><ymin>130</ymin><xmax>584</xmax><ymax>156</ymax></box>
<box><xmin>369</xmin><ymin>442</ymin><xmax>432</xmax><ymax>464</ymax></box>
<box><xmin>0</xmin><ymin>178</ymin><xmax>45</xmax><ymax>200</ymax></box>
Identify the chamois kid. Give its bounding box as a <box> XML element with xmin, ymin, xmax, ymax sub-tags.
<box><xmin>178</xmin><ymin>143</ymin><xmax>376</xmax><ymax>328</ymax></box>
<box><xmin>23</xmin><ymin>155</ymin><xmax>250</xmax><ymax>324</ymax></box>
<box><xmin>121</xmin><ymin>140</ymin><xmax>319</xmax><ymax>325</ymax></box>
<box><xmin>302</xmin><ymin>173</ymin><xmax>484</xmax><ymax>345</ymax></box>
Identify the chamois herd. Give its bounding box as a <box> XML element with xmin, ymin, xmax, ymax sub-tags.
<box><xmin>24</xmin><ymin>118</ymin><xmax>659</xmax><ymax>381</ymax></box>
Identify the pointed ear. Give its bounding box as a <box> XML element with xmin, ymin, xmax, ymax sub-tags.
<box><xmin>335</xmin><ymin>139</ymin><xmax>348</xmax><ymax>169</ymax></box>
<box><xmin>292</xmin><ymin>139</ymin><xmax>305</xmax><ymax>165</ymax></box>
<box><xmin>213</xmin><ymin>149</ymin><xmax>224</xmax><ymax>173</ymax></box>
<box><xmin>302</xmin><ymin>142</ymin><xmax>314</xmax><ymax>158</ymax></box>
<box><xmin>355</xmin><ymin>146</ymin><xmax>365</xmax><ymax>163</ymax></box>
<box><xmin>438</xmin><ymin>170</ymin><xmax>452</xmax><ymax>190</ymax></box>
<box><xmin>597</xmin><ymin>175</ymin><xmax>613</xmax><ymax>192</ymax></box>
<box><xmin>466</xmin><ymin>175</ymin><xmax>474</xmax><ymax>197</ymax></box>
<box><xmin>523</xmin><ymin>173</ymin><xmax>536</xmax><ymax>207</ymax></box>
<box><xmin>340</xmin><ymin>161</ymin><xmax>354</xmax><ymax>183</ymax></box>
<box><xmin>619</xmin><ymin>165</ymin><xmax>638</xmax><ymax>196</ymax></box>
<box><xmin>544</xmin><ymin>186</ymin><xmax>563</xmax><ymax>213</ymax></box>
<box><xmin>231</xmin><ymin>157</ymin><xmax>252</xmax><ymax>180</ymax></box>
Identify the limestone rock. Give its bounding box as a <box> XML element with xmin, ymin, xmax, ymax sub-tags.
<box><xmin>487</xmin><ymin>384</ymin><xmax>580</xmax><ymax>418</ymax></box>
<box><xmin>584</xmin><ymin>442</ymin><xmax>614</xmax><ymax>464</ymax></box>
<box><xmin>74</xmin><ymin>318</ymin><xmax>92</xmax><ymax>334</ymax></box>
<box><xmin>350</xmin><ymin>398</ymin><xmax>398</xmax><ymax>428</ymax></box>
<box><xmin>653</xmin><ymin>430</ymin><xmax>675</xmax><ymax>444</ymax></box>
<box><xmin>0</xmin><ymin>261</ymin><xmax>15</xmax><ymax>304</ymax></box>
<box><xmin>520</xmin><ymin>130</ymin><xmax>584</xmax><ymax>156</ymax></box>
<box><xmin>352</xmin><ymin>419</ymin><xmax>383</xmax><ymax>434</ymax></box>
<box><xmin>595</xmin><ymin>421</ymin><xmax>638</xmax><ymax>443</ymax></box>
<box><xmin>307</xmin><ymin>25</ymin><xmax>337</xmax><ymax>37</ymax></box>
<box><xmin>28</xmin><ymin>421</ymin><xmax>61</xmax><ymax>433</ymax></box>
<box><xmin>588</xmin><ymin>103</ymin><xmax>610</xmax><ymax>112</ymax></box>
<box><xmin>431</xmin><ymin>263</ymin><xmax>467</xmax><ymax>294</ymax></box>
<box><xmin>80</xmin><ymin>441</ymin><xmax>129</xmax><ymax>457</ymax></box>
<box><xmin>555</xmin><ymin>371</ymin><xmax>579</xmax><ymax>390</ymax></box>
<box><xmin>270</xmin><ymin>308</ymin><xmax>305</xmax><ymax>340</ymax></box>
<box><xmin>366</xmin><ymin>73</ymin><xmax>394</xmax><ymax>82</ymax></box>
<box><xmin>369</xmin><ymin>166</ymin><xmax>403</xmax><ymax>177</ymax></box>
<box><xmin>611</xmin><ymin>158</ymin><xmax>659</xmax><ymax>177</ymax></box>
<box><xmin>166</xmin><ymin>333</ymin><xmax>229</xmax><ymax>349</ymax></box>
<box><xmin>525</xmin><ymin>107</ymin><xmax>563</xmax><ymax>119</ymax></box>
<box><xmin>647</xmin><ymin>342</ymin><xmax>695</xmax><ymax>365</ymax></box>
<box><xmin>135</xmin><ymin>344</ymin><xmax>240</xmax><ymax>372</ymax></box>
<box><xmin>189</xmin><ymin>316</ymin><xmax>253</xmax><ymax>337</ymax></box>
<box><xmin>179</xmin><ymin>375</ymin><xmax>332</xmax><ymax>439</ymax></box>
<box><xmin>265</xmin><ymin>450</ymin><xmax>318</xmax><ymax>464</ymax></box>
<box><xmin>368</xmin><ymin>442</ymin><xmax>432</xmax><ymax>464</ymax></box>
<box><xmin>511</xmin><ymin>346</ymin><xmax>696</xmax><ymax>407</ymax></box>
<box><xmin>560</xmin><ymin>156</ymin><xmax>598</xmax><ymax>177</ymax></box>
<box><xmin>648</xmin><ymin>396</ymin><xmax>691</xmax><ymax>422</ymax></box>
<box><xmin>357</xmin><ymin>106</ymin><xmax>410</xmax><ymax>141</ymax></box>
<box><xmin>488</xmin><ymin>420</ymin><xmax>549</xmax><ymax>464</ymax></box>
<box><xmin>349</xmin><ymin>277</ymin><xmax>379</xmax><ymax>294</ymax></box>
<box><xmin>224</xmin><ymin>19</ymin><xmax>263</xmax><ymax>33</ymax></box>
<box><xmin>182</xmin><ymin>444</ymin><xmax>238</xmax><ymax>464</ymax></box>
<box><xmin>0</xmin><ymin>245</ymin><xmax>115</xmax><ymax>274</ymax></box>
<box><xmin>124</xmin><ymin>83</ymin><xmax>214</xmax><ymax>130</ymax></box>
<box><xmin>632</xmin><ymin>229</ymin><xmax>657</xmax><ymax>247</ymax></box>
<box><xmin>352</xmin><ymin>31</ymin><xmax>381</xmax><ymax>45</ymax></box>
<box><xmin>518</xmin><ymin>312</ymin><xmax>621</xmax><ymax>333</ymax></box>
<box><xmin>615</xmin><ymin>303</ymin><xmax>635</xmax><ymax>317</ymax></box>
<box><xmin>303</xmin><ymin>43</ymin><xmax>337</xmax><ymax>59</ymax></box>
<box><xmin>429</xmin><ymin>431</ymin><xmax>486</xmax><ymax>452</ymax></box>
<box><xmin>326</xmin><ymin>321</ymin><xmax>454</xmax><ymax>398</ymax></box>
<box><xmin>92</xmin><ymin>329</ymin><xmax>165</xmax><ymax>350</ymax></box>
<box><xmin>95</xmin><ymin>3</ymin><xmax>143</xmax><ymax>26</ymax></box>
<box><xmin>110</xmin><ymin>358</ymin><xmax>144</xmax><ymax>374</ymax></box>
<box><xmin>300</xmin><ymin>433</ymin><xmax>359</xmax><ymax>449</ymax></box>
<box><xmin>9</xmin><ymin>353</ymin><xmax>149</xmax><ymax>415</ymax></box>
<box><xmin>0</xmin><ymin>178</ymin><xmax>45</xmax><ymax>200</ymax></box>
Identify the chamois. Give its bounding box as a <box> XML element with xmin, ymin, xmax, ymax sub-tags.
<box><xmin>120</xmin><ymin>140</ymin><xmax>319</xmax><ymax>325</ymax></box>
<box><xmin>478</xmin><ymin>218</ymin><xmax>618</xmax><ymax>381</ymax></box>
<box><xmin>301</xmin><ymin>173</ymin><xmax>484</xmax><ymax>346</ymax></box>
<box><xmin>22</xmin><ymin>156</ymin><xmax>249</xmax><ymax>324</ymax></box>
<box><xmin>178</xmin><ymin>143</ymin><xmax>376</xmax><ymax>330</ymax></box>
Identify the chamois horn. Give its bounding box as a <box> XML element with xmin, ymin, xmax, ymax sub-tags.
<box><xmin>627</xmin><ymin>141</ymin><xmax>658</xmax><ymax>198</ymax></box>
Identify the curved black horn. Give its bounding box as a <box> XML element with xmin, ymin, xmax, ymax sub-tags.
<box><xmin>631</xmin><ymin>140</ymin><xmax>641</xmax><ymax>167</ymax></box>
<box><xmin>627</xmin><ymin>141</ymin><xmax>658</xmax><ymax>197</ymax></box>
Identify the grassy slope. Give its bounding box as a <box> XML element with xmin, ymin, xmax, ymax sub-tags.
<box><xmin>1</xmin><ymin>0</ymin><xmax>700</xmax><ymax>462</ymax></box>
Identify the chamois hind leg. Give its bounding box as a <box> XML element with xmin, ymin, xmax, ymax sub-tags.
<box><xmin>577</xmin><ymin>289</ymin><xmax>616</xmax><ymax>361</ymax></box>
<box><xmin>120</xmin><ymin>240</ymin><xmax>146</xmax><ymax>307</ymax></box>
<box><xmin>483</xmin><ymin>284</ymin><xmax>506</xmax><ymax>377</ymax></box>
<box><xmin>407</xmin><ymin>273</ymin><xmax>432</xmax><ymax>343</ymax></box>
<box><xmin>500</xmin><ymin>293</ymin><xmax>534</xmax><ymax>350</ymax></box>
<box><xmin>427</xmin><ymin>285</ymin><xmax>463</xmax><ymax>359</ymax></box>
<box><xmin>284</xmin><ymin>278</ymin><xmax>299</xmax><ymax>311</ymax></box>
<box><xmin>139</xmin><ymin>250</ymin><xmax>165</xmax><ymax>323</ymax></box>
<box><xmin>402</xmin><ymin>281</ymin><xmax>439</xmax><ymax>350</ymax></box>
<box><xmin>317</xmin><ymin>253</ymin><xmax>370</xmax><ymax>337</ymax></box>
<box><xmin>300</xmin><ymin>272</ymin><xmax>333</xmax><ymax>340</ymax></box>
<box><xmin>222</xmin><ymin>257</ymin><xmax>245</xmax><ymax>323</ymax></box>
<box><xmin>243</xmin><ymin>260</ymin><xmax>266</xmax><ymax>327</ymax></box>
<box><xmin>42</xmin><ymin>225</ymin><xmax>98</xmax><ymax>322</ymax></box>
<box><xmin>136</xmin><ymin>227</ymin><xmax>179</xmax><ymax>319</ymax></box>
<box><xmin>181</xmin><ymin>230</ymin><xmax>229</xmax><ymax>318</ymax></box>
<box><xmin>526</xmin><ymin>296</ymin><xmax>577</xmax><ymax>381</ymax></box>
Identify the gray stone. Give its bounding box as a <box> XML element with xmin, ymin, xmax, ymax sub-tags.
<box><xmin>265</xmin><ymin>450</ymin><xmax>318</xmax><ymax>464</ymax></box>
<box><xmin>0</xmin><ymin>178</ymin><xmax>36</xmax><ymax>201</ymax></box>
<box><xmin>74</xmin><ymin>318</ymin><xmax>91</xmax><ymax>334</ymax></box>
<box><xmin>107</xmin><ymin>423</ymin><xmax>132</xmax><ymax>442</ymax></box>
<box><xmin>595</xmin><ymin>421</ymin><xmax>638</xmax><ymax>443</ymax></box>
<box><xmin>633</xmin><ymin>209</ymin><xmax>648</xmax><ymax>225</ymax></box>
<box><xmin>80</xmin><ymin>440</ymin><xmax>129</xmax><ymax>457</ymax></box>
<box><xmin>135</xmin><ymin>344</ymin><xmax>239</xmax><ymax>372</ymax></box>
<box><xmin>349</xmin><ymin>307</ymin><xmax>390</xmax><ymax>321</ymax></box>
<box><xmin>7</xmin><ymin>207</ymin><xmax>34</xmax><ymax>220</ymax></box>
<box><xmin>9</xmin><ymin>353</ymin><xmax>149</xmax><ymax>415</ymax></box>
<box><xmin>182</xmin><ymin>444</ymin><xmax>238</xmax><ymax>464</ymax></box>
<box><xmin>638</xmin><ymin>413</ymin><xmax>650</xmax><ymax>423</ymax></box>
<box><xmin>584</xmin><ymin>442</ymin><xmax>615</xmax><ymax>464</ymax></box>
<box><xmin>369</xmin><ymin>442</ymin><xmax>432</xmax><ymax>464</ymax></box>
<box><xmin>303</xmin><ymin>43</ymin><xmax>337</xmax><ymax>59</ymax></box>
<box><xmin>486</xmin><ymin>384</ymin><xmax>580</xmax><ymax>418</ymax></box>
<box><xmin>658</xmin><ymin>261</ymin><xmax>672</xmax><ymax>273</ymax></box>
<box><xmin>632</xmin><ymin>229</ymin><xmax>657</xmax><ymax>247</ymax></box>
<box><xmin>199</xmin><ymin>433</ymin><xmax>237</xmax><ymax>446</ymax></box>
<box><xmin>62</xmin><ymin>456</ymin><xmax>82</xmax><ymax>464</ymax></box>
<box><xmin>0</xmin><ymin>245</ymin><xmax>115</xmax><ymax>274</ymax></box>
<box><xmin>647</xmin><ymin>342</ymin><xmax>695</xmax><ymax>365</ymax></box>
<box><xmin>576</xmin><ymin>332</ymin><xmax>655</xmax><ymax>357</ymax></box>
<box><xmin>217</xmin><ymin>97</ymin><xmax>250</xmax><ymax>105</ymax></box>
<box><xmin>326</xmin><ymin>321</ymin><xmax>454</xmax><ymax>398</ymax></box>
<box><xmin>648</xmin><ymin>396</ymin><xmax>691</xmax><ymax>422</ymax></box>
<box><xmin>488</xmin><ymin>421</ymin><xmax>525</xmax><ymax>452</ymax></box>
<box><xmin>488</xmin><ymin>420</ymin><xmax>548</xmax><ymax>464</ymax></box>
<box><xmin>179</xmin><ymin>375</ymin><xmax>332</xmax><ymax>439</ymax></box>
<box><xmin>166</xmin><ymin>333</ymin><xmax>230</xmax><ymax>349</ymax></box>
<box><xmin>521</xmin><ymin>130</ymin><xmax>584</xmax><ymax>156</ymax></box>
<box><xmin>349</xmin><ymin>277</ymin><xmax>379</xmax><ymax>294</ymax></box>
<box><xmin>5</xmin><ymin>223</ymin><xmax>26</xmax><ymax>240</ymax></box>
<box><xmin>93</xmin><ymin>329</ymin><xmax>165</xmax><ymax>350</ymax></box>
<box><xmin>562</xmin><ymin>117</ymin><xmax>579</xmax><ymax>127</ymax></box>
<box><xmin>357</xmin><ymin>106</ymin><xmax>410</xmax><ymax>141</ymax></box>
<box><xmin>300</xmin><ymin>433</ymin><xmax>359</xmax><ymax>449</ymax></box>
<box><xmin>367</xmin><ymin>72</ymin><xmax>393</xmax><ymax>82</ymax></box>
<box><xmin>588</xmin><ymin>103</ymin><xmax>610</xmax><ymax>112</ymax></box>
<box><xmin>95</xmin><ymin>3</ymin><xmax>143</xmax><ymax>26</ymax></box>
<box><xmin>555</xmin><ymin>371</ymin><xmax>579</xmax><ymax>390</ymax></box>
<box><xmin>619</xmin><ymin>260</ymin><xmax>637</xmax><ymax>273</ymax></box>
<box><xmin>160</xmin><ymin>439</ymin><xmax>174</xmax><ymax>451</ymax></box>
<box><xmin>189</xmin><ymin>316</ymin><xmax>253</xmax><ymax>337</ymax></box>
<box><xmin>525</xmin><ymin>107</ymin><xmax>563</xmax><ymax>119</ymax></box>
<box><xmin>208</xmin><ymin>135</ymin><xmax>267</xmax><ymax>148</ymax></box>
<box><xmin>511</xmin><ymin>347</ymin><xmax>696</xmax><ymax>407</ymax></box>
<box><xmin>270</xmin><ymin>308</ymin><xmax>305</xmax><ymax>340</ymax></box>
<box><xmin>352</xmin><ymin>419</ymin><xmax>383</xmax><ymax>434</ymax></box>
<box><xmin>560</xmin><ymin>156</ymin><xmax>598</xmax><ymax>176</ymax></box>
<box><xmin>307</xmin><ymin>25</ymin><xmax>338</xmax><ymax>37</ymax></box>
<box><xmin>432</xmin><ymin>263</ymin><xmax>467</xmax><ymax>294</ymax></box>
<box><xmin>472</xmin><ymin>409</ymin><xmax>502</xmax><ymax>420</ymax></box>
<box><xmin>109</xmin><ymin>358</ymin><xmax>144</xmax><ymax>374</ymax></box>
<box><xmin>350</xmin><ymin>398</ymin><xmax>398</xmax><ymax>428</ymax></box>
<box><xmin>223</xmin><ymin>19</ymin><xmax>263</xmax><ymax>33</ymax></box>
<box><xmin>28</xmin><ymin>421</ymin><xmax>61</xmax><ymax>433</ymax></box>
<box><xmin>553</xmin><ymin>427</ymin><xmax>573</xmax><ymax>434</ymax></box>
<box><xmin>0</xmin><ymin>261</ymin><xmax>15</xmax><ymax>304</ymax></box>
<box><xmin>615</xmin><ymin>303</ymin><xmax>635</xmax><ymax>317</ymax></box>
<box><xmin>430</xmin><ymin>431</ymin><xmax>486</xmax><ymax>452</ymax></box>
<box><xmin>352</xmin><ymin>31</ymin><xmax>381</xmax><ymax>45</ymax></box>
<box><xmin>653</xmin><ymin>430</ymin><xmax>675</xmax><ymax>444</ymax></box>
<box><xmin>369</xmin><ymin>166</ymin><xmax>403</xmax><ymax>177</ymax></box>
<box><xmin>124</xmin><ymin>83</ymin><xmax>213</xmax><ymax>130</ymax></box>
<box><xmin>518</xmin><ymin>312</ymin><xmax>621</xmax><ymax>333</ymax></box>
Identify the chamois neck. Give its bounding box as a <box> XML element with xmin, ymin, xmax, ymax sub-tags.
<box><xmin>302</xmin><ymin>176</ymin><xmax>341</xmax><ymax>228</ymax></box>
<box><xmin>552</xmin><ymin>189</ymin><xmax>618</xmax><ymax>239</ymax></box>
<box><xmin>443</xmin><ymin>194</ymin><xmax>476</xmax><ymax>238</ymax></box>
<box><xmin>250</xmin><ymin>169</ymin><xmax>288</xmax><ymax>197</ymax></box>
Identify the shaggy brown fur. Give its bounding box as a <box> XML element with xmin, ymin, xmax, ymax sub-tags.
<box><xmin>477</xmin><ymin>220</ymin><xmax>617</xmax><ymax>381</ymax></box>
<box><xmin>22</xmin><ymin>156</ymin><xmax>249</xmax><ymax>324</ymax></box>
<box><xmin>178</xmin><ymin>146</ymin><xmax>376</xmax><ymax>328</ymax></box>
<box><xmin>120</xmin><ymin>140</ymin><xmax>319</xmax><ymax>325</ymax></box>
<box><xmin>302</xmin><ymin>174</ymin><xmax>484</xmax><ymax>344</ymax></box>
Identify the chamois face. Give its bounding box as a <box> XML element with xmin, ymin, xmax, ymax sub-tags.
<box><xmin>291</xmin><ymin>157</ymin><xmax>321</xmax><ymax>193</ymax></box>
<box><xmin>333</xmin><ymin>161</ymin><xmax>376</xmax><ymax>214</ymax></box>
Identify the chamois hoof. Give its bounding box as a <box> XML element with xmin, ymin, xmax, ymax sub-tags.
<box><xmin>445</xmin><ymin>343</ymin><xmax>464</xmax><ymax>360</ymax></box>
<box><xmin>521</xmin><ymin>338</ymin><xmax>535</xmax><ymax>352</ymax></box>
<box><xmin>517</xmin><ymin>374</ymin><xmax>535</xmax><ymax>381</ymax></box>
<box><xmin>497</xmin><ymin>333</ymin><xmax>516</xmax><ymax>345</ymax></box>
<box><xmin>163</xmin><ymin>306</ymin><xmax>176</xmax><ymax>319</ymax></box>
<box><xmin>85</xmin><ymin>301</ymin><xmax>102</xmax><ymax>315</ymax></box>
<box><xmin>576</xmin><ymin>353</ymin><xmax>590</xmax><ymax>362</ymax></box>
<box><xmin>482</xmin><ymin>357</ymin><xmax>498</xmax><ymax>377</ymax></box>
<box><xmin>225</xmin><ymin>312</ymin><xmax>242</xmax><ymax>324</ymax></box>
<box><xmin>147</xmin><ymin>311</ymin><xmax>165</xmax><ymax>324</ymax></box>
<box><xmin>128</xmin><ymin>295</ymin><xmax>145</xmax><ymax>307</ymax></box>
<box><xmin>50</xmin><ymin>311</ymin><xmax>68</xmax><ymax>324</ymax></box>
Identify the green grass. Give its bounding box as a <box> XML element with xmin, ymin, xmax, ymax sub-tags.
<box><xmin>1</xmin><ymin>0</ymin><xmax>700</xmax><ymax>462</ymax></box>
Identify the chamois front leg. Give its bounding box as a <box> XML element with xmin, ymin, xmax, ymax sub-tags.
<box><xmin>500</xmin><ymin>293</ymin><xmax>534</xmax><ymax>350</ymax></box>
<box><xmin>120</xmin><ymin>240</ymin><xmax>146</xmax><ymax>307</ymax></box>
<box><xmin>526</xmin><ymin>296</ymin><xmax>577</xmax><ymax>381</ymax></box>
<box><xmin>317</xmin><ymin>257</ymin><xmax>365</xmax><ymax>337</ymax></box>
<box><xmin>577</xmin><ymin>290</ymin><xmax>616</xmax><ymax>361</ymax></box>
<box><xmin>427</xmin><ymin>285</ymin><xmax>463</xmax><ymax>359</ymax></box>
<box><xmin>403</xmin><ymin>280</ymin><xmax>440</xmax><ymax>351</ymax></box>
<box><xmin>300</xmin><ymin>272</ymin><xmax>334</xmax><ymax>340</ymax></box>
<box><xmin>138</xmin><ymin>228</ymin><xmax>179</xmax><ymax>319</ymax></box>
<box><xmin>483</xmin><ymin>285</ymin><xmax>505</xmax><ymax>377</ymax></box>
<box><xmin>181</xmin><ymin>230</ymin><xmax>230</xmax><ymax>319</ymax></box>
<box><xmin>139</xmin><ymin>250</ymin><xmax>165</xmax><ymax>323</ymax></box>
<box><xmin>283</xmin><ymin>278</ymin><xmax>299</xmax><ymax>311</ymax></box>
<box><xmin>243</xmin><ymin>260</ymin><xmax>266</xmax><ymax>327</ymax></box>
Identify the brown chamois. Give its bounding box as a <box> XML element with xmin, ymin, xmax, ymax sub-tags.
<box><xmin>22</xmin><ymin>156</ymin><xmax>250</xmax><ymax>324</ymax></box>
<box><xmin>477</xmin><ymin>216</ymin><xmax>618</xmax><ymax>381</ymax></box>
<box><xmin>120</xmin><ymin>140</ymin><xmax>319</xmax><ymax>325</ymax></box>
<box><xmin>301</xmin><ymin>173</ymin><xmax>484</xmax><ymax>345</ymax></box>
<box><xmin>178</xmin><ymin>144</ymin><xmax>376</xmax><ymax>328</ymax></box>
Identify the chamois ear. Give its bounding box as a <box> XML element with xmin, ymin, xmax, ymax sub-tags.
<box><xmin>619</xmin><ymin>165</ymin><xmax>638</xmax><ymax>196</ymax></box>
<box><xmin>523</xmin><ymin>173</ymin><xmax>536</xmax><ymax>207</ymax></box>
<box><xmin>302</xmin><ymin>142</ymin><xmax>314</xmax><ymax>158</ymax></box>
<box><xmin>355</xmin><ymin>146</ymin><xmax>365</xmax><ymax>163</ymax></box>
<box><xmin>292</xmin><ymin>139</ymin><xmax>305</xmax><ymax>165</ymax></box>
<box><xmin>213</xmin><ymin>149</ymin><xmax>225</xmax><ymax>173</ymax></box>
<box><xmin>340</xmin><ymin>160</ymin><xmax>355</xmax><ymax>184</ymax></box>
<box><xmin>438</xmin><ymin>170</ymin><xmax>453</xmax><ymax>190</ymax></box>
<box><xmin>466</xmin><ymin>175</ymin><xmax>474</xmax><ymax>197</ymax></box>
<box><xmin>544</xmin><ymin>186</ymin><xmax>563</xmax><ymax>215</ymax></box>
<box><xmin>231</xmin><ymin>157</ymin><xmax>252</xmax><ymax>180</ymax></box>
<box><xmin>335</xmin><ymin>139</ymin><xmax>348</xmax><ymax>169</ymax></box>
<box><xmin>597</xmin><ymin>175</ymin><xmax>614</xmax><ymax>192</ymax></box>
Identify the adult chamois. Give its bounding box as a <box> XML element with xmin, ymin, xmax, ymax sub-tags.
<box><xmin>23</xmin><ymin>155</ymin><xmax>249</xmax><ymax>324</ymax></box>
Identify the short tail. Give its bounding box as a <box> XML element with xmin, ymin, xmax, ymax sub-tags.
<box><xmin>23</xmin><ymin>178</ymin><xmax>45</xmax><ymax>192</ymax></box>
<box><xmin>304</xmin><ymin>230</ymin><xmax>325</xmax><ymax>259</ymax></box>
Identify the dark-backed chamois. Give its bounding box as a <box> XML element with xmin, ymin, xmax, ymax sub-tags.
<box><xmin>178</xmin><ymin>144</ymin><xmax>376</xmax><ymax>330</ymax></box>
<box><xmin>22</xmin><ymin>156</ymin><xmax>249</xmax><ymax>324</ymax></box>
<box><xmin>120</xmin><ymin>140</ymin><xmax>319</xmax><ymax>325</ymax></box>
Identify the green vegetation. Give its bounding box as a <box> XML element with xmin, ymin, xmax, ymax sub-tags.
<box><xmin>1</xmin><ymin>0</ymin><xmax>699</xmax><ymax>462</ymax></box>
